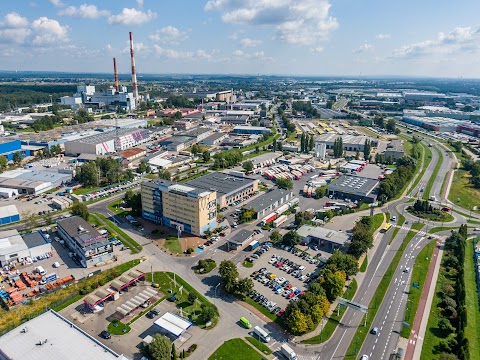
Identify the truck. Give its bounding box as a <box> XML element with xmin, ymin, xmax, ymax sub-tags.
<box><xmin>44</xmin><ymin>273</ymin><xmax>57</xmax><ymax>283</ymax></box>
<box><xmin>273</xmin><ymin>215</ymin><xmax>288</xmax><ymax>228</ymax></box>
<box><xmin>253</xmin><ymin>326</ymin><xmax>271</xmax><ymax>342</ymax></box>
<box><xmin>280</xmin><ymin>343</ymin><xmax>298</xmax><ymax>360</ymax></box>
<box><xmin>248</xmin><ymin>240</ymin><xmax>259</xmax><ymax>251</ymax></box>
<box><xmin>35</xmin><ymin>266</ymin><xmax>46</xmax><ymax>276</ymax></box>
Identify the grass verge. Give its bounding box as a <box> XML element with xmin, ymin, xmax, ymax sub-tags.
<box><xmin>164</xmin><ymin>235</ymin><xmax>182</xmax><ymax>254</ymax></box>
<box><xmin>245</xmin><ymin>336</ymin><xmax>273</xmax><ymax>355</ymax></box>
<box><xmin>429</xmin><ymin>226</ymin><xmax>458</xmax><ymax>234</ymax></box>
<box><xmin>372</xmin><ymin>213</ymin><xmax>384</xmax><ymax>233</ymax></box>
<box><xmin>448</xmin><ymin>170</ymin><xmax>480</xmax><ymax>212</ymax></box>
<box><xmin>302</xmin><ymin>279</ymin><xmax>358</xmax><ymax>345</ymax></box>
<box><xmin>422</xmin><ymin>147</ymin><xmax>443</xmax><ymax>200</ymax></box>
<box><xmin>359</xmin><ymin>256</ymin><xmax>368</xmax><ymax>273</ymax></box>
<box><xmin>344</xmin><ymin>228</ymin><xmax>421</xmax><ymax>359</ymax></box>
<box><xmin>107</xmin><ymin>319</ymin><xmax>131</xmax><ymax>335</ymax></box>
<box><xmin>208</xmin><ymin>338</ymin><xmax>264</xmax><ymax>360</ymax></box>
<box><xmin>93</xmin><ymin>213</ymin><xmax>142</xmax><ymax>253</ymax></box>
<box><xmin>464</xmin><ymin>238</ymin><xmax>480</xmax><ymax>360</ymax></box>
<box><xmin>400</xmin><ymin>241</ymin><xmax>436</xmax><ymax>338</ymax></box>
<box><xmin>72</xmin><ymin>185</ymin><xmax>102</xmax><ymax>195</ymax></box>
<box><xmin>242</xmin><ymin>261</ymin><xmax>254</xmax><ymax>268</ymax></box>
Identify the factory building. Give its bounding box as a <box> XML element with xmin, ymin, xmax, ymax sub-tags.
<box><xmin>314</xmin><ymin>134</ymin><xmax>377</xmax><ymax>156</ymax></box>
<box><xmin>0</xmin><ymin>229</ymin><xmax>52</xmax><ymax>266</ymax></box>
<box><xmin>57</xmin><ymin>216</ymin><xmax>114</xmax><ymax>268</ymax></box>
<box><xmin>0</xmin><ymin>205</ymin><xmax>20</xmax><ymax>226</ymax></box>
<box><xmin>0</xmin><ymin>139</ymin><xmax>25</xmax><ymax>161</ymax></box>
<box><xmin>327</xmin><ymin>175</ymin><xmax>379</xmax><ymax>204</ymax></box>
<box><xmin>185</xmin><ymin>171</ymin><xmax>259</xmax><ymax>208</ymax></box>
<box><xmin>59</xmin><ymin>85</ymin><xmax>136</xmax><ymax>111</ymax></box>
<box><xmin>141</xmin><ymin>180</ymin><xmax>217</xmax><ymax>236</ymax></box>
<box><xmin>200</xmin><ymin>132</ymin><xmax>228</xmax><ymax>146</ymax></box>
<box><xmin>232</xmin><ymin>126</ymin><xmax>271</xmax><ymax>135</ymax></box>
<box><xmin>297</xmin><ymin>225</ymin><xmax>349</xmax><ymax>252</ymax></box>
<box><xmin>221</xmin><ymin>115</ymin><xmax>250</xmax><ymax>125</ymax></box>
<box><xmin>383</xmin><ymin>140</ymin><xmax>405</xmax><ymax>160</ymax></box>
<box><xmin>64</xmin><ymin>128</ymin><xmax>151</xmax><ymax>156</ymax></box>
<box><xmin>247</xmin><ymin>188</ymin><xmax>294</xmax><ymax>218</ymax></box>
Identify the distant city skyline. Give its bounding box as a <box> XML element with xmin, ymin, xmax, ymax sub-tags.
<box><xmin>1</xmin><ymin>1</ymin><xmax>480</xmax><ymax>77</ymax></box>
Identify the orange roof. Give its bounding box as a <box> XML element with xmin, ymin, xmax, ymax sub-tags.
<box><xmin>119</xmin><ymin>148</ymin><xmax>146</xmax><ymax>159</ymax></box>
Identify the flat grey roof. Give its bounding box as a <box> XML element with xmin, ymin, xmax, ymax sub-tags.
<box><xmin>56</xmin><ymin>216</ymin><xmax>108</xmax><ymax>250</ymax></box>
<box><xmin>228</xmin><ymin>229</ymin><xmax>253</xmax><ymax>245</ymax></box>
<box><xmin>0</xmin><ymin>310</ymin><xmax>123</xmax><ymax>360</ymax></box>
<box><xmin>185</xmin><ymin>172</ymin><xmax>257</xmax><ymax>198</ymax></box>
<box><xmin>315</xmin><ymin>133</ymin><xmax>373</xmax><ymax>145</ymax></box>
<box><xmin>297</xmin><ymin>225</ymin><xmax>349</xmax><ymax>245</ymax></box>
<box><xmin>327</xmin><ymin>175</ymin><xmax>379</xmax><ymax>197</ymax></box>
<box><xmin>386</xmin><ymin>139</ymin><xmax>404</xmax><ymax>152</ymax></box>
<box><xmin>201</xmin><ymin>132</ymin><xmax>227</xmax><ymax>142</ymax></box>
<box><xmin>246</xmin><ymin>188</ymin><xmax>291</xmax><ymax>213</ymax></box>
<box><xmin>22</xmin><ymin>231</ymin><xmax>48</xmax><ymax>249</ymax></box>
<box><xmin>67</xmin><ymin>128</ymin><xmax>149</xmax><ymax>145</ymax></box>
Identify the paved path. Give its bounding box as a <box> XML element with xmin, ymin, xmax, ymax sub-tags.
<box><xmin>404</xmin><ymin>240</ymin><xmax>443</xmax><ymax>360</ymax></box>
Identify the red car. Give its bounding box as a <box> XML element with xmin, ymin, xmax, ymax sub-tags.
<box><xmin>276</xmin><ymin>262</ymin><xmax>284</xmax><ymax>268</ymax></box>
<box><xmin>277</xmin><ymin>309</ymin><xmax>285</xmax><ymax>317</ymax></box>
<box><xmin>204</xmin><ymin>241</ymin><xmax>212</xmax><ymax>246</ymax></box>
<box><xmin>284</xmin><ymin>283</ymin><xmax>293</xmax><ymax>290</ymax></box>
<box><xmin>300</xmin><ymin>241</ymin><xmax>307</xmax><ymax>246</ymax></box>
<box><xmin>286</xmin><ymin>292</ymin><xmax>295</xmax><ymax>300</ymax></box>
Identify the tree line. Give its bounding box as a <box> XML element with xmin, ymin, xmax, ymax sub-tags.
<box><xmin>300</xmin><ymin>133</ymin><xmax>314</xmax><ymax>153</ymax></box>
<box><xmin>461</xmin><ymin>157</ymin><xmax>480</xmax><ymax>188</ymax></box>
<box><xmin>292</xmin><ymin>101</ymin><xmax>318</xmax><ymax>117</ymax></box>
<box><xmin>75</xmin><ymin>158</ymin><xmax>131</xmax><ymax>186</ymax></box>
<box><xmin>377</xmin><ymin>155</ymin><xmax>416</xmax><ymax>201</ymax></box>
<box><xmin>0</xmin><ymin>84</ymin><xmax>75</xmax><ymax>112</ymax></box>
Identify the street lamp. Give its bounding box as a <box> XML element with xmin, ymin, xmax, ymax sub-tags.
<box><xmin>214</xmin><ymin>283</ymin><xmax>221</xmax><ymax>306</ymax></box>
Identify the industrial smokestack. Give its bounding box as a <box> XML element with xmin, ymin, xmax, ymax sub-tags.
<box><xmin>129</xmin><ymin>31</ymin><xmax>139</xmax><ymax>100</ymax></box>
<box><xmin>113</xmin><ymin>57</ymin><xmax>119</xmax><ymax>92</ymax></box>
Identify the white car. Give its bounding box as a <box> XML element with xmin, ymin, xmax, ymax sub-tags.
<box><xmin>53</xmin><ymin>262</ymin><xmax>60</xmax><ymax>268</ymax></box>
<box><xmin>268</xmin><ymin>258</ymin><xmax>276</xmax><ymax>264</ymax></box>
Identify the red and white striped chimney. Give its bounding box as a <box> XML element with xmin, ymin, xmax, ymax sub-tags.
<box><xmin>113</xmin><ymin>57</ymin><xmax>119</xmax><ymax>92</ymax></box>
<box><xmin>129</xmin><ymin>31</ymin><xmax>139</xmax><ymax>100</ymax></box>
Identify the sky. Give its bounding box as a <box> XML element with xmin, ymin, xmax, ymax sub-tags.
<box><xmin>1</xmin><ymin>0</ymin><xmax>480</xmax><ymax>77</ymax></box>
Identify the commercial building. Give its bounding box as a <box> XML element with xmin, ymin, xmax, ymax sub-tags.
<box><xmin>0</xmin><ymin>310</ymin><xmax>127</xmax><ymax>360</ymax></box>
<box><xmin>0</xmin><ymin>169</ymin><xmax>72</xmax><ymax>194</ymax></box>
<box><xmin>180</xmin><ymin>127</ymin><xmax>213</xmax><ymax>143</ymax></box>
<box><xmin>227</xmin><ymin>229</ymin><xmax>254</xmax><ymax>250</ymax></box>
<box><xmin>0</xmin><ymin>229</ymin><xmax>52</xmax><ymax>266</ymax></box>
<box><xmin>200</xmin><ymin>132</ymin><xmax>228</xmax><ymax>146</ymax></box>
<box><xmin>64</xmin><ymin>128</ymin><xmax>151</xmax><ymax>156</ymax></box>
<box><xmin>0</xmin><ymin>205</ymin><xmax>20</xmax><ymax>225</ymax></box>
<box><xmin>0</xmin><ymin>139</ymin><xmax>26</xmax><ymax>161</ymax></box>
<box><xmin>118</xmin><ymin>148</ymin><xmax>146</xmax><ymax>162</ymax></box>
<box><xmin>314</xmin><ymin>134</ymin><xmax>378</xmax><ymax>154</ymax></box>
<box><xmin>327</xmin><ymin>175</ymin><xmax>379</xmax><ymax>204</ymax></box>
<box><xmin>233</xmin><ymin>126</ymin><xmax>271</xmax><ymax>135</ymax></box>
<box><xmin>383</xmin><ymin>140</ymin><xmax>405</xmax><ymax>160</ymax></box>
<box><xmin>160</xmin><ymin>136</ymin><xmax>196</xmax><ymax>152</ymax></box>
<box><xmin>56</xmin><ymin>216</ymin><xmax>113</xmax><ymax>268</ymax></box>
<box><xmin>247</xmin><ymin>188</ymin><xmax>294</xmax><ymax>218</ymax></box>
<box><xmin>185</xmin><ymin>171</ymin><xmax>258</xmax><ymax>208</ymax></box>
<box><xmin>221</xmin><ymin>115</ymin><xmax>250</xmax><ymax>125</ymax></box>
<box><xmin>297</xmin><ymin>225</ymin><xmax>349</xmax><ymax>252</ymax></box>
<box><xmin>141</xmin><ymin>180</ymin><xmax>217</xmax><ymax>236</ymax></box>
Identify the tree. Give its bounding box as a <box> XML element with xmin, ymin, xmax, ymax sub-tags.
<box><xmin>285</xmin><ymin>308</ymin><xmax>309</xmax><ymax>334</ymax></box>
<box><xmin>386</xmin><ymin>118</ymin><xmax>396</xmax><ymax>133</ymax></box>
<box><xmin>321</xmin><ymin>269</ymin><xmax>346</xmax><ymax>302</ymax></box>
<box><xmin>238</xmin><ymin>208</ymin><xmax>256</xmax><ymax>223</ymax></box>
<box><xmin>355</xmin><ymin>149</ymin><xmax>360</xmax><ymax>160</ymax></box>
<box><xmin>300</xmin><ymin>133</ymin><xmax>305</xmax><ymax>153</ymax></box>
<box><xmin>187</xmin><ymin>292</ymin><xmax>197</xmax><ymax>304</ymax></box>
<box><xmin>242</xmin><ymin>161</ymin><xmax>254</xmax><ymax>173</ymax></box>
<box><xmin>219</xmin><ymin>260</ymin><xmax>239</xmax><ymax>293</ymax></box>
<box><xmin>333</xmin><ymin>137</ymin><xmax>343</xmax><ymax>158</ymax></box>
<box><xmin>309</xmin><ymin>135</ymin><xmax>314</xmax><ymax>151</ymax></box>
<box><xmin>438</xmin><ymin>318</ymin><xmax>455</xmax><ymax>333</ymax></box>
<box><xmin>138</xmin><ymin>160</ymin><xmax>149</xmax><ymax>174</ymax></box>
<box><xmin>0</xmin><ymin>155</ymin><xmax>7</xmax><ymax>171</ymax></box>
<box><xmin>315</xmin><ymin>186</ymin><xmax>327</xmax><ymax>199</ymax></box>
<box><xmin>158</xmin><ymin>169</ymin><xmax>172</xmax><ymax>181</ymax></box>
<box><xmin>171</xmin><ymin>343</ymin><xmax>177</xmax><ymax>360</ymax></box>
<box><xmin>202</xmin><ymin>151</ymin><xmax>210</xmax><ymax>162</ymax></box>
<box><xmin>236</xmin><ymin>278</ymin><xmax>254</xmax><ymax>296</ymax></box>
<box><xmin>270</xmin><ymin>230</ymin><xmax>282</xmax><ymax>244</ymax></box>
<box><xmin>147</xmin><ymin>334</ymin><xmax>171</xmax><ymax>360</ymax></box>
<box><xmin>13</xmin><ymin>151</ymin><xmax>22</xmax><ymax>164</ymax></box>
<box><xmin>276</xmin><ymin>177</ymin><xmax>293</xmax><ymax>190</ymax></box>
<box><xmin>71</xmin><ymin>201</ymin><xmax>89</xmax><ymax>221</ymax></box>
<box><xmin>191</xmin><ymin>144</ymin><xmax>201</xmax><ymax>155</ymax></box>
<box><xmin>364</xmin><ymin>139</ymin><xmax>371</xmax><ymax>160</ymax></box>
<box><xmin>326</xmin><ymin>250</ymin><xmax>359</xmax><ymax>277</ymax></box>
<box><xmin>200</xmin><ymin>303</ymin><xmax>218</xmax><ymax>323</ymax></box>
<box><xmin>283</xmin><ymin>230</ymin><xmax>301</xmax><ymax>247</ymax></box>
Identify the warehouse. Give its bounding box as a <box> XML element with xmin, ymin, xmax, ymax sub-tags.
<box><xmin>383</xmin><ymin>140</ymin><xmax>405</xmax><ymax>160</ymax></box>
<box><xmin>0</xmin><ymin>169</ymin><xmax>72</xmax><ymax>193</ymax></box>
<box><xmin>0</xmin><ymin>205</ymin><xmax>20</xmax><ymax>225</ymax></box>
<box><xmin>160</xmin><ymin>136</ymin><xmax>196</xmax><ymax>152</ymax></box>
<box><xmin>297</xmin><ymin>225</ymin><xmax>349</xmax><ymax>252</ymax></box>
<box><xmin>0</xmin><ymin>139</ymin><xmax>23</xmax><ymax>161</ymax></box>
<box><xmin>185</xmin><ymin>171</ymin><xmax>259</xmax><ymax>208</ymax></box>
<box><xmin>232</xmin><ymin>126</ymin><xmax>271</xmax><ymax>135</ymax></box>
<box><xmin>180</xmin><ymin>127</ymin><xmax>213</xmax><ymax>142</ymax></box>
<box><xmin>246</xmin><ymin>188</ymin><xmax>294</xmax><ymax>218</ymax></box>
<box><xmin>0</xmin><ymin>229</ymin><xmax>52</xmax><ymax>266</ymax></box>
<box><xmin>0</xmin><ymin>187</ymin><xmax>18</xmax><ymax>198</ymax></box>
<box><xmin>57</xmin><ymin>216</ymin><xmax>114</xmax><ymax>268</ymax></box>
<box><xmin>327</xmin><ymin>175</ymin><xmax>379</xmax><ymax>204</ymax></box>
<box><xmin>22</xmin><ymin>231</ymin><xmax>53</xmax><ymax>260</ymax></box>
<box><xmin>64</xmin><ymin>128</ymin><xmax>151</xmax><ymax>156</ymax></box>
<box><xmin>118</xmin><ymin>148</ymin><xmax>146</xmax><ymax>161</ymax></box>
<box><xmin>200</xmin><ymin>132</ymin><xmax>228</xmax><ymax>146</ymax></box>
<box><xmin>226</xmin><ymin>229</ymin><xmax>254</xmax><ymax>250</ymax></box>
<box><xmin>314</xmin><ymin>133</ymin><xmax>378</xmax><ymax>153</ymax></box>
<box><xmin>0</xmin><ymin>310</ymin><xmax>127</xmax><ymax>360</ymax></box>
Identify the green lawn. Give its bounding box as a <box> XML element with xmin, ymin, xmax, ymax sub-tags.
<box><xmin>302</xmin><ymin>279</ymin><xmax>358</xmax><ymax>345</ymax></box>
<box><xmin>344</xmin><ymin>228</ymin><xmax>420</xmax><ymax>358</ymax></box>
<box><xmin>107</xmin><ymin>199</ymin><xmax>127</xmax><ymax>215</ymax></box>
<box><xmin>464</xmin><ymin>238</ymin><xmax>480</xmax><ymax>360</ymax></box>
<box><xmin>72</xmin><ymin>185</ymin><xmax>102</xmax><ymax>195</ymax></box>
<box><xmin>372</xmin><ymin>213</ymin><xmax>384</xmax><ymax>233</ymax></box>
<box><xmin>242</xmin><ymin>261</ymin><xmax>254</xmax><ymax>268</ymax></box>
<box><xmin>245</xmin><ymin>336</ymin><xmax>273</xmax><ymax>355</ymax></box>
<box><xmin>423</xmin><ymin>147</ymin><xmax>443</xmax><ymax>200</ymax></box>
<box><xmin>407</xmin><ymin>209</ymin><xmax>454</xmax><ymax>223</ymax></box>
<box><xmin>359</xmin><ymin>255</ymin><xmax>368</xmax><ymax>273</ymax></box>
<box><xmin>107</xmin><ymin>319</ymin><xmax>131</xmax><ymax>335</ymax></box>
<box><xmin>208</xmin><ymin>339</ymin><xmax>264</xmax><ymax>360</ymax></box>
<box><xmin>429</xmin><ymin>226</ymin><xmax>458</xmax><ymax>234</ymax></box>
<box><xmin>93</xmin><ymin>213</ymin><xmax>142</xmax><ymax>253</ymax></box>
<box><xmin>164</xmin><ymin>235</ymin><xmax>182</xmax><ymax>254</ymax></box>
<box><xmin>400</xmin><ymin>241</ymin><xmax>436</xmax><ymax>338</ymax></box>
<box><xmin>448</xmin><ymin>170</ymin><xmax>480</xmax><ymax>212</ymax></box>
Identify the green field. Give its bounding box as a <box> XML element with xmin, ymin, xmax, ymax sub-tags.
<box><xmin>72</xmin><ymin>185</ymin><xmax>102</xmax><ymax>195</ymax></box>
<box><xmin>448</xmin><ymin>170</ymin><xmax>480</xmax><ymax>212</ymax></box>
<box><xmin>423</xmin><ymin>147</ymin><xmax>443</xmax><ymax>200</ymax></box>
<box><xmin>302</xmin><ymin>279</ymin><xmax>358</xmax><ymax>345</ymax></box>
<box><xmin>208</xmin><ymin>339</ymin><xmax>264</xmax><ymax>360</ymax></box>
<box><xmin>400</xmin><ymin>241</ymin><xmax>436</xmax><ymax>338</ymax></box>
<box><xmin>164</xmin><ymin>235</ymin><xmax>182</xmax><ymax>254</ymax></box>
<box><xmin>464</xmin><ymin>238</ymin><xmax>480</xmax><ymax>360</ymax></box>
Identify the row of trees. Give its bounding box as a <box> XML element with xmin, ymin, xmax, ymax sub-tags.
<box><xmin>373</xmin><ymin>115</ymin><xmax>398</xmax><ymax>134</ymax></box>
<box><xmin>75</xmin><ymin>158</ymin><xmax>125</xmax><ymax>186</ymax></box>
<box><xmin>347</xmin><ymin>216</ymin><xmax>375</xmax><ymax>259</ymax></box>
<box><xmin>461</xmin><ymin>157</ymin><xmax>480</xmax><ymax>188</ymax></box>
<box><xmin>0</xmin><ymin>84</ymin><xmax>75</xmax><ymax>112</ymax></box>
<box><xmin>292</xmin><ymin>101</ymin><xmax>318</xmax><ymax>117</ymax></box>
<box><xmin>332</xmin><ymin>137</ymin><xmax>344</xmax><ymax>158</ymax></box>
<box><xmin>218</xmin><ymin>260</ymin><xmax>254</xmax><ymax>297</ymax></box>
<box><xmin>434</xmin><ymin>227</ymin><xmax>469</xmax><ymax>360</ymax></box>
<box><xmin>377</xmin><ymin>155</ymin><xmax>417</xmax><ymax>201</ymax></box>
<box><xmin>213</xmin><ymin>149</ymin><xmax>243</xmax><ymax>170</ymax></box>
<box><xmin>300</xmin><ymin>133</ymin><xmax>314</xmax><ymax>154</ymax></box>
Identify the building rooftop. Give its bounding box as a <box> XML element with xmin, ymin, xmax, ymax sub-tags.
<box><xmin>56</xmin><ymin>216</ymin><xmax>108</xmax><ymax>250</ymax></box>
<box><xmin>386</xmin><ymin>139</ymin><xmax>404</xmax><ymax>152</ymax></box>
<box><xmin>0</xmin><ymin>229</ymin><xmax>26</xmax><ymax>257</ymax></box>
<box><xmin>297</xmin><ymin>225</ymin><xmax>349</xmax><ymax>246</ymax></box>
<box><xmin>315</xmin><ymin>133</ymin><xmax>372</xmax><ymax>145</ymax></box>
<box><xmin>118</xmin><ymin>148</ymin><xmax>145</xmax><ymax>159</ymax></box>
<box><xmin>22</xmin><ymin>231</ymin><xmax>48</xmax><ymax>249</ymax></box>
<box><xmin>228</xmin><ymin>229</ymin><xmax>254</xmax><ymax>245</ymax></box>
<box><xmin>181</xmin><ymin>127</ymin><xmax>211</xmax><ymax>137</ymax></box>
<box><xmin>185</xmin><ymin>172</ymin><xmax>257</xmax><ymax>197</ymax></box>
<box><xmin>0</xmin><ymin>205</ymin><xmax>19</xmax><ymax>219</ymax></box>
<box><xmin>0</xmin><ymin>310</ymin><xmax>124</xmax><ymax>360</ymax></box>
<box><xmin>66</xmin><ymin>127</ymin><xmax>149</xmax><ymax>145</ymax></box>
<box><xmin>327</xmin><ymin>175</ymin><xmax>379</xmax><ymax>197</ymax></box>
<box><xmin>247</xmin><ymin>188</ymin><xmax>292</xmax><ymax>213</ymax></box>
<box><xmin>200</xmin><ymin>132</ymin><xmax>227</xmax><ymax>143</ymax></box>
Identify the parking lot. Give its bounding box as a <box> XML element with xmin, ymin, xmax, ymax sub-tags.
<box><xmin>242</xmin><ymin>244</ymin><xmax>324</xmax><ymax>313</ymax></box>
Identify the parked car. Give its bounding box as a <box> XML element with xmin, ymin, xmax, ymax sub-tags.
<box><xmin>100</xmin><ymin>330</ymin><xmax>111</xmax><ymax>339</ymax></box>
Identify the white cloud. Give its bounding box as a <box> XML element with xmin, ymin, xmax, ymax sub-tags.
<box><xmin>153</xmin><ymin>45</ymin><xmax>193</xmax><ymax>59</ymax></box>
<box><xmin>31</xmin><ymin>17</ymin><xmax>69</xmax><ymax>45</ymax></box>
<box><xmin>311</xmin><ymin>47</ymin><xmax>324</xmax><ymax>53</ymax></box>
<box><xmin>354</xmin><ymin>43</ymin><xmax>374</xmax><ymax>53</ymax></box>
<box><xmin>149</xmin><ymin>26</ymin><xmax>189</xmax><ymax>44</ymax></box>
<box><xmin>206</xmin><ymin>0</ymin><xmax>338</xmax><ymax>46</ymax></box>
<box><xmin>59</xmin><ymin>4</ymin><xmax>110</xmax><ymax>19</ymax></box>
<box><xmin>375</xmin><ymin>33</ymin><xmax>390</xmax><ymax>40</ymax></box>
<box><xmin>393</xmin><ymin>26</ymin><xmax>480</xmax><ymax>58</ymax></box>
<box><xmin>108</xmin><ymin>8</ymin><xmax>156</xmax><ymax>25</ymax></box>
<box><xmin>0</xmin><ymin>13</ymin><xmax>31</xmax><ymax>44</ymax></box>
<box><xmin>49</xmin><ymin>0</ymin><xmax>64</xmax><ymax>7</ymax></box>
<box><xmin>0</xmin><ymin>12</ymin><xmax>29</xmax><ymax>28</ymax></box>
<box><xmin>231</xmin><ymin>49</ymin><xmax>273</xmax><ymax>62</ymax></box>
<box><xmin>240</xmin><ymin>38</ymin><xmax>262</xmax><ymax>47</ymax></box>
<box><xmin>136</xmin><ymin>0</ymin><xmax>144</xmax><ymax>8</ymax></box>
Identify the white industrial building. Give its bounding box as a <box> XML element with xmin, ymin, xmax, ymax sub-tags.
<box><xmin>0</xmin><ymin>230</ymin><xmax>52</xmax><ymax>266</ymax></box>
<box><xmin>314</xmin><ymin>133</ymin><xmax>377</xmax><ymax>158</ymax></box>
<box><xmin>58</xmin><ymin>85</ymin><xmax>137</xmax><ymax>111</ymax></box>
<box><xmin>0</xmin><ymin>187</ymin><xmax>18</xmax><ymax>198</ymax></box>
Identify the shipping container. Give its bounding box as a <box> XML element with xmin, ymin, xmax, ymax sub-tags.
<box><xmin>273</xmin><ymin>215</ymin><xmax>288</xmax><ymax>228</ymax></box>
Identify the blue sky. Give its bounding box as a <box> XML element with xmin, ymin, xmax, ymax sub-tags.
<box><xmin>1</xmin><ymin>0</ymin><xmax>480</xmax><ymax>77</ymax></box>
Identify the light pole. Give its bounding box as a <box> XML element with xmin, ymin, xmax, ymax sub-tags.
<box><xmin>214</xmin><ymin>283</ymin><xmax>221</xmax><ymax>306</ymax></box>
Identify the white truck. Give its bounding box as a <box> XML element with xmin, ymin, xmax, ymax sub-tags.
<box><xmin>280</xmin><ymin>343</ymin><xmax>298</xmax><ymax>360</ymax></box>
<box><xmin>253</xmin><ymin>326</ymin><xmax>271</xmax><ymax>343</ymax></box>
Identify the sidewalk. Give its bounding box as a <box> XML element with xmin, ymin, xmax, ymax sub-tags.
<box><xmin>404</xmin><ymin>240</ymin><xmax>444</xmax><ymax>360</ymax></box>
